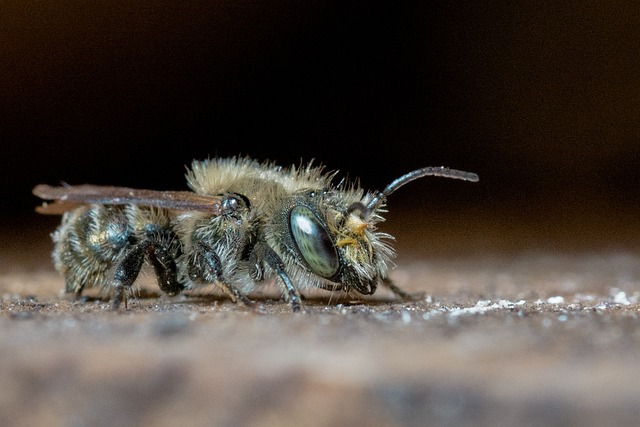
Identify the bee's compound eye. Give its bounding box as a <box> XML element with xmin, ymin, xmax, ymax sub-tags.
<box><xmin>289</xmin><ymin>206</ymin><xmax>339</xmax><ymax>278</ymax></box>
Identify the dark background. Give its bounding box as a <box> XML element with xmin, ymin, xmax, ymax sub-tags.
<box><xmin>2</xmin><ymin>1</ymin><xmax>639</xmax><ymax>251</ymax></box>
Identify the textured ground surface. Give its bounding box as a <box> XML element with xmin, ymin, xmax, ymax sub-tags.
<box><xmin>1</xmin><ymin>214</ymin><xmax>639</xmax><ymax>427</ymax></box>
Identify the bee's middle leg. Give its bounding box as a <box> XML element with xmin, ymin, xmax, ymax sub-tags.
<box><xmin>192</xmin><ymin>242</ymin><xmax>253</xmax><ymax>306</ymax></box>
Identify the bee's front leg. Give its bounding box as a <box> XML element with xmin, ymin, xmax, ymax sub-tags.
<box><xmin>252</xmin><ymin>242</ymin><xmax>302</xmax><ymax>312</ymax></box>
<box><xmin>381</xmin><ymin>277</ymin><xmax>425</xmax><ymax>301</ymax></box>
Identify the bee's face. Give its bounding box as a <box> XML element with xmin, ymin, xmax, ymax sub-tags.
<box><xmin>271</xmin><ymin>189</ymin><xmax>392</xmax><ymax>295</ymax></box>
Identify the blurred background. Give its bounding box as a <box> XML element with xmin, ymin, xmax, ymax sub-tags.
<box><xmin>2</xmin><ymin>1</ymin><xmax>638</xmax><ymax>255</ymax></box>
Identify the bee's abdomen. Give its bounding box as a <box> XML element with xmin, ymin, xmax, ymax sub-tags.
<box><xmin>52</xmin><ymin>205</ymin><xmax>132</xmax><ymax>294</ymax></box>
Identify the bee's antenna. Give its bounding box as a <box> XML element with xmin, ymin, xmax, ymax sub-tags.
<box><xmin>363</xmin><ymin>166</ymin><xmax>479</xmax><ymax>216</ymax></box>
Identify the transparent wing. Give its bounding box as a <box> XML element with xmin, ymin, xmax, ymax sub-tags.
<box><xmin>33</xmin><ymin>184</ymin><xmax>224</xmax><ymax>215</ymax></box>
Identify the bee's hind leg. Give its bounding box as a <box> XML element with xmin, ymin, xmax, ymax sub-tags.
<box><xmin>111</xmin><ymin>244</ymin><xmax>146</xmax><ymax>310</ymax></box>
<box><xmin>148</xmin><ymin>244</ymin><xmax>184</xmax><ymax>297</ymax></box>
<box><xmin>63</xmin><ymin>277</ymin><xmax>86</xmax><ymax>303</ymax></box>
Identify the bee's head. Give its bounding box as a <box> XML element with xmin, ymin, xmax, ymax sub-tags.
<box><xmin>279</xmin><ymin>166</ymin><xmax>479</xmax><ymax>296</ymax></box>
<box><xmin>333</xmin><ymin>166</ymin><xmax>479</xmax><ymax>294</ymax></box>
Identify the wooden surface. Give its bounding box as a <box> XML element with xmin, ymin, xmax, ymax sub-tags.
<box><xmin>1</xmin><ymin>214</ymin><xmax>639</xmax><ymax>427</ymax></box>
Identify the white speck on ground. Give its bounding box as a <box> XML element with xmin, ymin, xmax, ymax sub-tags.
<box><xmin>547</xmin><ymin>296</ymin><xmax>565</xmax><ymax>304</ymax></box>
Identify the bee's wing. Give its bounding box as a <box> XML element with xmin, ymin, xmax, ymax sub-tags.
<box><xmin>32</xmin><ymin>184</ymin><xmax>224</xmax><ymax>215</ymax></box>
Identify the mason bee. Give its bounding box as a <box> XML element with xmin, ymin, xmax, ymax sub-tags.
<box><xmin>33</xmin><ymin>156</ymin><xmax>478</xmax><ymax>311</ymax></box>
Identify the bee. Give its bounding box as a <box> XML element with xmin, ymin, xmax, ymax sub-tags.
<box><xmin>33</xmin><ymin>156</ymin><xmax>478</xmax><ymax>311</ymax></box>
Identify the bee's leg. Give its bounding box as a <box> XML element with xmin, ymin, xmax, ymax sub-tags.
<box><xmin>255</xmin><ymin>242</ymin><xmax>301</xmax><ymax>312</ymax></box>
<box><xmin>191</xmin><ymin>242</ymin><xmax>253</xmax><ymax>306</ymax></box>
<box><xmin>112</xmin><ymin>244</ymin><xmax>146</xmax><ymax>310</ymax></box>
<box><xmin>147</xmin><ymin>243</ymin><xmax>184</xmax><ymax>296</ymax></box>
<box><xmin>64</xmin><ymin>276</ymin><xmax>85</xmax><ymax>301</ymax></box>
<box><xmin>381</xmin><ymin>277</ymin><xmax>425</xmax><ymax>301</ymax></box>
<box><xmin>71</xmin><ymin>289</ymin><xmax>85</xmax><ymax>303</ymax></box>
